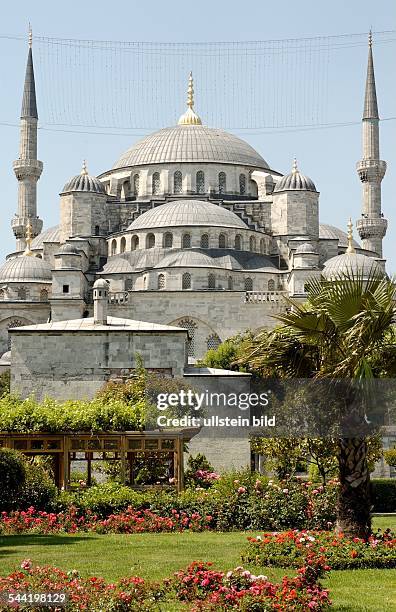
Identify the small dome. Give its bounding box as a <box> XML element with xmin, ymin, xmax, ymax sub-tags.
<box><xmin>93</xmin><ymin>279</ymin><xmax>109</xmax><ymax>289</ymax></box>
<box><xmin>323</xmin><ymin>253</ymin><xmax>383</xmax><ymax>280</ymax></box>
<box><xmin>0</xmin><ymin>256</ymin><xmax>52</xmax><ymax>283</ymax></box>
<box><xmin>102</xmin><ymin>258</ymin><xmax>134</xmax><ymax>274</ymax></box>
<box><xmin>274</xmin><ymin>159</ymin><xmax>316</xmax><ymax>193</ymax></box>
<box><xmin>62</xmin><ymin>161</ymin><xmax>106</xmax><ymax>195</ymax></box>
<box><xmin>295</xmin><ymin>242</ymin><xmax>318</xmax><ymax>255</ymax></box>
<box><xmin>56</xmin><ymin>243</ymin><xmax>79</xmax><ymax>255</ymax></box>
<box><xmin>127</xmin><ymin>200</ymin><xmax>247</xmax><ymax>231</ymax></box>
<box><xmin>0</xmin><ymin>351</ymin><xmax>11</xmax><ymax>364</ymax></box>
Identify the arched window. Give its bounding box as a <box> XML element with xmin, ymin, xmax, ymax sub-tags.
<box><xmin>7</xmin><ymin>319</ymin><xmax>25</xmax><ymax>350</ymax></box>
<box><xmin>158</xmin><ymin>274</ymin><xmax>165</xmax><ymax>290</ymax></box>
<box><xmin>207</xmin><ymin>333</ymin><xmax>221</xmax><ymax>351</ymax></box>
<box><xmin>163</xmin><ymin>232</ymin><xmax>173</xmax><ymax>248</ymax></box>
<box><xmin>182</xmin><ymin>272</ymin><xmax>191</xmax><ymax>290</ymax></box>
<box><xmin>182</xmin><ymin>233</ymin><xmax>191</xmax><ymax>248</ymax></box>
<box><xmin>208</xmin><ymin>273</ymin><xmax>216</xmax><ymax>289</ymax></box>
<box><xmin>122</xmin><ymin>180</ymin><xmax>130</xmax><ymax>200</ymax></box>
<box><xmin>152</xmin><ymin>172</ymin><xmax>161</xmax><ymax>195</ymax></box>
<box><xmin>146</xmin><ymin>233</ymin><xmax>155</xmax><ymax>249</ymax></box>
<box><xmin>120</xmin><ymin>237</ymin><xmax>126</xmax><ymax>253</ymax></box>
<box><xmin>40</xmin><ymin>289</ymin><xmax>48</xmax><ymax>302</ymax></box>
<box><xmin>260</xmin><ymin>238</ymin><xmax>265</xmax><ymax>254</ymax></box>
<box><xmin>200</xmin><ymin>233</ymin><xmax>209</xmax><ymax>249</ymax></box>
<box><xmin>111</xmin><ymin>239</ymin><xmax>117</xmax><ymax>256</ymax></box>
<box><xmin>17</xmin><ymin>288</ymin><xmax>26</xmax><ymax>300</ymax></box>
<box><xmin>177</xmin><ymin>318</ymin><xmax>197</xmax><ymax>357</ymax></box>
<box><xmin>218</xmin><ymin>172</ymin><xmax>226</xmax><ymax>194</ymax></box>
<box><xmin>143</xmin><ymin>276</ymin><xmax>147</xmax><ymax>289</ymax></box>
<box><xmin>131</xmin><ymin>235</ymin><xmax>139</xmax><ymax>251</ymax></box>
<box><xmin>196</xmin><ymin>171</ymin><xmax>205</xmax><ymax>194</ymax></box>
<box><xmin>0</xmin><ymin>289</ymin><xmax>4</xmax><ymax>301</ymax></box>
<box><xmin>239</xmin><ymin>174</ymin><xmax>246</xmax><ymax>195</ymax></box>
<box><xmin>133</xmin><ymin>174</ymin><xmax>140</xmax><ymax>196</ymax></box>
<box><xmin>245</xmin><ymin>277</ymin><xmax>253</xmax><ymax>291</ymax></box>
<box><xmin>228</xmin><ymin>276</ymin><xmax>233</xmax><ymax>290</ymax></box>
<box><xmin>95</xmin><ymin>225</ymin><xmax>100</xmax><ymax>236</ymax></box>
<box><xmin>173</xmin><ymin>171</ymin><xmax>182</xmax><ymax>194</ymax></box>
<box><xmin>249</xmin><ymin>236</ymin><xmax>256</xmax><ymax>252</ymax></box>
<box><xmin>218</xmin><ymin>233</ymin><xmax>227</xmax><ymax>249</ymax></box>
<box><xmin>268</xmin><ymin>279</ymin><xmax>275</xmax><ymax>291</ymax></box>
<box><xmin>125</xmin><ymin>278</ymin><xmax>133</xmax><ymax>291</ymax></box>
<box><xmin>234</xmin><ymin>234</ymin><xmax>242</xmax><ymax>250</ymax></box>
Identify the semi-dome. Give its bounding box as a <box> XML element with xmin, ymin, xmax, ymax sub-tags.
<box><xmin>112</xmin><ymin>126</ymin><xmax>269</xmax><ymax>171</ymax></box>
<box><xmin>323</xmin><ymin>252</ymin><xmax>383</xmax><ymax>280</ymax></box>
<box><xmin>154</xmin><ymin>250</ymin><xmax>218</xmax><ymax>269</ymax></box>
<box><xmin>127</xmin><ymin>200</ymin><xmax>248</xmax><ymax>231</ymax></box>
<box><xmin>30</xmin><ymin>225</ymin><xmax>61</xmax><ymax>249</ymax></box>
<box><xmin>102</xmin><ymin>258</ymin><xmax>134</xmax><ymax>274</ymax></box>
<box><xmin>319</xmin><ymin>224</ymin><xmax>360</xmax><ymax>248</ymax></box>
<box><xmin>62</xmin><ymin>161</ymin><xmax>106</xmax><ymax>195</ymax></box>
<box><xmin>274</xmin><ymin>159</ymin><xmax>316</xmax><ymax>193</ymax></box>
<box><xmin>0</xmin><ymin>255</ymin><xmax>52</xmax><ymax>283</ymax></box>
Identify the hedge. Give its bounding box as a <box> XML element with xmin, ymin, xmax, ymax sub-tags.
<box><xmin>371</xmin><ymin>478</ymin><xmax>396</xmax><ymax>513</ymax></box>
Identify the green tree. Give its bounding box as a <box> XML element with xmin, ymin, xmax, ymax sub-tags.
<box><xmin>0</xmin><ymin>448</ymin><xmax>27</xmax><ymax>510</ymax></box>
<box><xmin>237</xmin><ymin>273</ymin><xmax>396</xmax><ymax>537</ymax></box>
<box><xmin>198</xmin><ymin>332</ymin><xmax>252</xmax><ymax>370</ymax></box>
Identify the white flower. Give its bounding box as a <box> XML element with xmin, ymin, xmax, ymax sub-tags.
<box><xmin>256</xmin><ymin>535</ymin><xmax>263</xmax><ymax>541</ymax></box>
<box><xmin>299</xmin><ymin>537</ymin><xmax>306</xmax><ymax>542</ymax></box>
<box><xmin>308</xmin><ymin>535</ymin><xmax>315</xmax><ymax>542</ymax></box>
<box><xmin>226</xmin><ymin>571</ymin><xmax>233</xmax><ymax>578</ymax></box>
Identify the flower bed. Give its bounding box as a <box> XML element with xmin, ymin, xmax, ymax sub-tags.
<box><xmin>241</xmin><ymin>529</ymin><xmax>396</xmax><ymax>570</ymax></box>
<box><xmin>0</xmin><ymin>506</ymin><xmax>213</xmax><ymax>535</ymax></box>
<box><xmin>0</xmin><ymin>558</ymin><xmax>331</xmax><ymax>611</ymax></box>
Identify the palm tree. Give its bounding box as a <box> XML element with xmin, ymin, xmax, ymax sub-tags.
<box><xmin>238</xmin><ymin>273</ymin><xmax>396</xmax><ymax>538</ymax></box>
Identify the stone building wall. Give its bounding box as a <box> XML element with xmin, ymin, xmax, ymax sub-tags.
<box><xmin>10</xmin><ymin>328</ymin><xmax>188</xmax><ymax>401</ymax></box>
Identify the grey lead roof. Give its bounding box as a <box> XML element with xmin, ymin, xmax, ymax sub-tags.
<box><xmin>323</xmin><ymin>253</ymin><xmax>383</xmax><ymax>280</ymax></box>
<box><xmin>21</xmin><ymin>48</ymin><xmax>38</xmax><ymax>119</ymax></box>
<box><xmin>10</xmin><ymin>316</ymin><xmax>188</xmax><ymax>333</ymax></box>
<box><xmin>274</xmin><ymin>169</ymin><xmax>316</xmax><ymax>193</ymax></box>
<box><xmin>113</xmin><ymin>125</ymin><xmax>269</xmax><ymax>170</ymax></box>
<box><xmin>319</xmin><ymin>224</ymin><xmax>360</xmax><ymax>248</ymax></box>
<box><xmin>127</xmin><ymin>200</ymin><xmax>247</xmax><ymax>231</ymax></box>
<box><xmin>62</xmin><ymin>173</ymin><xmax>106</xmax><ymax>194</ymax></box>
<box><xmin>363</xmin><ymin>45</ymin><xmax>379</xmax><ymax>120</ymax></box>
<box><xmin>0</xmin><ymin>255</ymin><xmax>52</xmax><ymax>283</ymax></box>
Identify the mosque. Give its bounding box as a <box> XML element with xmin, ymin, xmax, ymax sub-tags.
<box><xmin>0</xmin><ymin>33</ymin><xmax>388</xmax><ymax>362</ymax></box>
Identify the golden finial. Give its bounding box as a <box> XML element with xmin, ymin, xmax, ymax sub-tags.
<box><xmin>187</xmin><ymin>71</ymin><xmax>194</xmax><ymax>109</ymax></box>
<box><xmin>28</xmin><ymin>23</ymin><xmax>32</xmax><ymax>49</ymax></box>
<box><xmin>368</xmin><ymin>29</ymin><xmax>372</xmax><ymax>48</ymax></box>
<box><xmin>24</xmin><ymin>220</ymin><xmax>34</xmax><ymax>256</ymax></box>
<box><xmin>292</xmin><ymin>157</ymin><xmax>298</xmax><ymax>174</ymax></box>
<box><xmin>346</xmin><ymin>217</ymin><xmax>356</xmax><ymax>254</ymax></box>
<box><xmin>81</xmin><ymin>160</ymin><xmax>88</xmax><ymax>175</ymax></box>
<box><xmin>178</xmin><ymin>72</ymin><xmax>202</xmax><ymax>126</ymax></box>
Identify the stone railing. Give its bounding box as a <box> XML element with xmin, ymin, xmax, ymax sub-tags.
<box><xmin>244</xmin><ymin>291</ymin><xmax>288</xmax><ymax>304</ymax></box>
<box><xmin>108</xmin><ymin>291</ymin><xmax>130</xmax><ymax>305</ymax></box>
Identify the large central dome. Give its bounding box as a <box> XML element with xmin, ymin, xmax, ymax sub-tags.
<box><xmin>112</xmin><ymin>125</ymin><xmax>269</xmax><ymax>171</ymax></box>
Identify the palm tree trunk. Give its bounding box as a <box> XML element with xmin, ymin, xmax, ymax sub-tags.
<box><xmin>336</xmin><ymin>437</ymin><xmax>371</xmax><ymax>538</ymax></box>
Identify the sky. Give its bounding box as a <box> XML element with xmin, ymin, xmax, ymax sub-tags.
<box><xmin>0</xmin><ymin>0</ymin><xmax>395</xmax><ymax>272</ymax></box>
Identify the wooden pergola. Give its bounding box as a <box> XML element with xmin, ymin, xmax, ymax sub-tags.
<box><xmin>0</xmin><ymin>429</ymin><xmax>199</xmax><ymax>492</ymax></box>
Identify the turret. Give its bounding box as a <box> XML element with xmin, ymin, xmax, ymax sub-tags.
<box><xmin>11</xmin><ymin>27</ymin><xmax>43</xmax><ymax>251</ymax></box>
<box><xmin>356</xmin><ymin>32</ymin><xmax>387</xmax><ymax>257</ymax></box>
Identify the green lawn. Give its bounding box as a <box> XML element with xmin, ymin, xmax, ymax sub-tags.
<box><xmin>0</xmin><ymin>517</ymin><xmax>395</xmax><ymax>611</ymax></box>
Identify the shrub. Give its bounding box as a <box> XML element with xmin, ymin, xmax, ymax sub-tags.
<box><xmin>384</xmin><ymin>448</ymin><xmax>396</xmax><ymax>468</ymax></box>
<box><xmin>13</xmin><ymin>459</ymin><xmax>57</xmax><ymax>512</ymax></box>
<box><xmin>371</xmin><ymin>478</ymin><xmax>396</xmax><ymax>513</ymax></box>
<box><xmin>0</xmin><ymin>448</ymin><xmax>26</xmax><ymax>510</ymax></box>
<box><xmin>0</xmin><ymin>371</ymin><xmax>10</xmax><ymax>397</ymax></box>
<box><xmin>241</xmin><ymin>528</ymin><xmax>396</xmax><ymax>570</ymax></box>
<box><xmin>184</xmin><ymin>453</ymin><xmax>219</xmax><ymax>489</ymax></box>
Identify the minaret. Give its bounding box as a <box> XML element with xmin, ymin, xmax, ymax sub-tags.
<box><xmin>11</xmin><ymin>26</ymin><xmax>43</xmax><ymax>251</ymax></box>
<box><xmin>356</xmin><ymin>31</ymin><xmax>387</xmax><ymax>257</ymax></box>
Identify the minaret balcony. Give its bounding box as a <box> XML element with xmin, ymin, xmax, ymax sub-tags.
<box><xmin>356</xmin><ymin>217</ymin><xmax>388</xmax><ymax>239</ymax></box>
<box><xmin>13</xmin><ymin>158</ymin><xmax>43</xmax><ymax>180</ymax></box>
<box><xmin>356</xmin><ymin>159</ymin><xmax>386</xmax><ymax>182</ymax></box>
<box><xmin>11</xmin><ymin>215</ymin><xmax>43</xmax><ymax>239</ymax></box>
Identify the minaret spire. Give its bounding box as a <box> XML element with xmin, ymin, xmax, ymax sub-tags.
<box><xmin>355</xmin><ymin>32</ymin><xmax>387</xmax><ymax>258</ymax></box>
<box><xmin>11</xmin><ymin>25</ymin><xmax>43</xmax><ymax>251</ymax></box>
